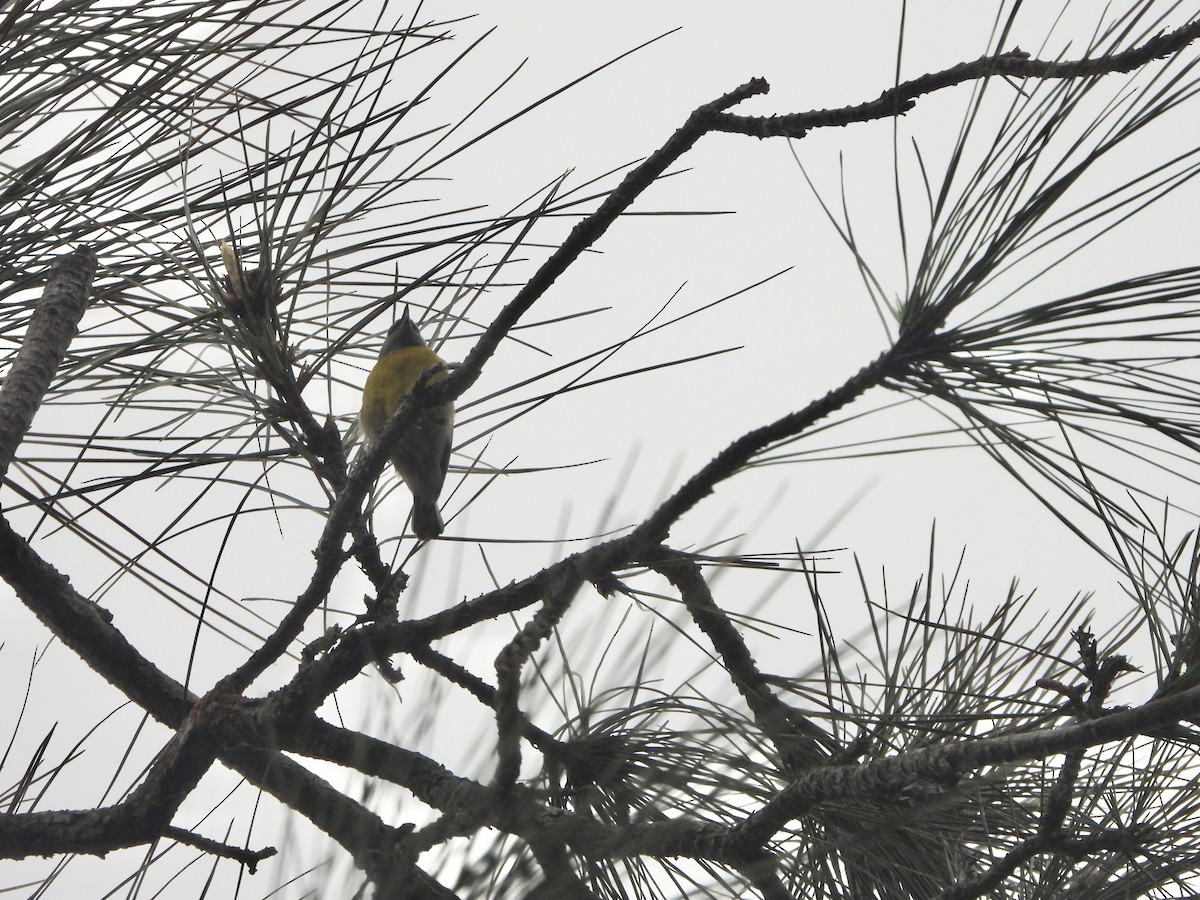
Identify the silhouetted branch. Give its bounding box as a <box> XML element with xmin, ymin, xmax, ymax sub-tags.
<box><xmin>0</xmin><ymin>248</ymin><xmax>94</xmax><ymax>479</ymax></box>
<box><xmin>712</xmin><ymin>19</ymin><xmax>1200</xmax><ymax>139</ymax></box>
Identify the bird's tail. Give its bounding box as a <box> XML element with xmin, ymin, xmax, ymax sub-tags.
<box><xmin>412</xmin><ymin>499</ymin><xmax>444</xmax><ymax>541</ymax></box>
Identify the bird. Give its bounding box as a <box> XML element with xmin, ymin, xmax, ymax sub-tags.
<box><xmin>360</xmin><ymin>307</ymin><xmax>454</xmax><ymax>540</ymax></box>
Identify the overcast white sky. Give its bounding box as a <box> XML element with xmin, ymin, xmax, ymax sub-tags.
<box><xmin>4</xmin><ymin>3</ymin><xmax>1200</xmax><ymax>896</ymax></box>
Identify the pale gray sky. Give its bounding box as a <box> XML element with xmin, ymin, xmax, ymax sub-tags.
<box><xmin>4</xmin><ymin>3</ymin><xmax>1200</xmax><ymax>896</ymax></box>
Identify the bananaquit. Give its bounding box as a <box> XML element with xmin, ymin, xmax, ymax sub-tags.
<box><xmin>360</xmin><ymin>308</ymin><xmax>454</xmax><ymax>540</ymax></box>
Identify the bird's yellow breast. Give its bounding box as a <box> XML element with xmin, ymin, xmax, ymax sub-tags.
<box><xmin>360</xmin><ymin>346</ymin><xmax>446</xmax><ymax>440</ymax></box>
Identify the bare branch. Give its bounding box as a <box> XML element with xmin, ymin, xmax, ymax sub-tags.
<box><xmin>713</xmin><ymin>19</ymin><xmax>1200</xmax><ymax>139</ymax></box>
<box><xmin>0</xmin><ymin>248</ymin><xmax>94</xmax><ymax>480</ymax></box>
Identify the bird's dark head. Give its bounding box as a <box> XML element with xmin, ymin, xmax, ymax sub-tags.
<box><xmin>380</xmin><ymin>306</ymin><xmax>428</xmax><ymax>355</ymax></box>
